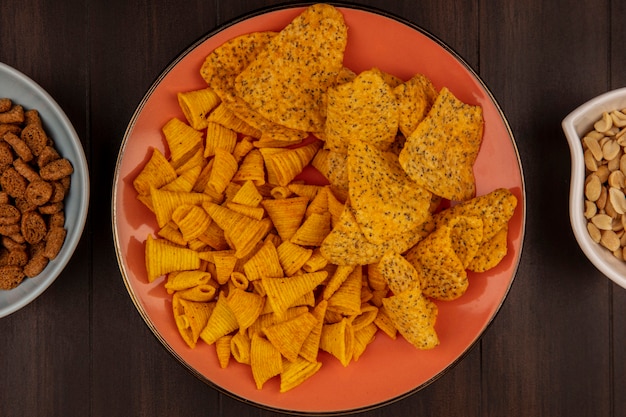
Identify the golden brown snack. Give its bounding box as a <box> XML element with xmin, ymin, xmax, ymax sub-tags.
<box><xmin>0</xmin><ymin>265</ymin><xmax>25</xmax><ymax>289</ymax></box>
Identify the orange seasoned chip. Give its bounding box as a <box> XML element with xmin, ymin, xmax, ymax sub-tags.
<box><xmin>311</xmin><ymin>149</ymin><xmax>348</xmax><ymax>193</ymax></box>
<box><xmin>243</xmin><ymin>239</ymin><xmax>283</xmax><ymax>281</ymax></box>
<box><xmin>290</xmin><ymin>211</ymin><xmax>331</xmax><ymax>247</ymax></box>
<box><xmin>347</xmin><ymin>138</ymin><xmax>432</xmax><ymax>244</ymax></box>
<box><xmin>150</xmin><ymin>187</ymin><xmax>214</xmax><ymax>228</ymax></box>
<box><xmin>434</xmin><ymin>188</ymin><xmax>518</xmax><ymax>243</ymax></box>
<box><xmin>382</xmin><ymin>286</ymin><xmax>439</xmax><ymax>350</ymax></box>
<box><xmin>206</xmin><ymin>148</ymin><xmax>238</xmax><ymax>194</ymax></box>
<box><xmin>326</xmin><ymin>265</ymin><xmax>362</xmax><ymax>316</ymax></box>
<box><xmin>172</xmin><ymin>293</ymin><xmax>215</xmax><ymax>348</ymax></box>
<box><xmin>404</xmin><ymin>218</ymin><xmax>470</xmax><ymax>301</ymax></box>
<box><xmin>393</xmin><ymin>73</ymin><xmax>438</xmax><ymax>138</ymax></box>
<box><xmin>467</xmin><ymin>225</ymin><xmax>509</xmax><ymax>272</ymax></box>
<box><xmin>200</xmin><ymin>31</ymin><xmax>277</xmax><ymax>103</ymax></box>
<box><xmin>230</xmin><ymin>329</ymin><xmax>252</xmax><ymax>365</ymax></box>
<box><xmin>320</xmin><ymin>205</ymin><xmax>426</xmax><ymax>266</ymax></box>
<box><xmin>377</xmin><ymin>251</ymin><xmax>421</xmax><ymax>294</ymax></box>
<box><xmin>250</xmin><ymin>333</ymin><xmax>283</xmax><ymax>389</ymax></box>
<box><xmin>276</xmin><ymin>241</ymin><xmax>313</xmax><ymax>276</ymax></box>
<box><xmin>171</xmin><ymin>204</ymin><xmax>212</xmax><ymax>242</ymax></box>
<box><xmin>232</xmin><ymin>149</ymin><xmax>266</xmax><ymax>186</ymax></box>
<box><xmin>162</xmin><ymin>165</ymin><xmax>203</xmax><ymax>193</ymax></box>
<box><xmin>299</xmin><ymin>299</ymin><xmax>328</xmax><ymax>362</ymax></box>
<box><xmin>320</xmin><ymin>317</ymin><xmax>354</xmax><ymax>367</ymax></box>
<box><xmin>399</xmin><ymin>87</ymin><xmax>484</xmax><ymax>201</ymax></box>
<box><xmin>177</xmin><ymin>87</ymin><xmax>221</xmax><ymax>130</ymax></box>
<box><xmin>164</xmin><ymin>270</ymin><xmax>211</xmax><ymax>294</ymax></box>
<box><xmin>144</xmin><ymin>235</ymin><xmax>201</xmax><ymax>282</ymax></box>
<box><xmin>262</xmin><ymin>271</ymin><xmax>328</xmax><ymax>318</ymax></box>
<box><xmin>207</xmin><ymin>103</ymin><xmax>261</xmax><ymax>138</ymax></box>
<box><xmin>200</xmin><ymin>294</ymin><xmax>239</xmax><ymax>345</ymax></box>
<box><xmin>374</xmin><ymin>306</ymin><xmax>397</xmax><ymax>340</ymax></box>
<box><xmin>325</xmin><ymin>68</ymin><xmax>398</xmax><ymax>153</ymax></box>
<box><xmin>254</xmin><ymin>124</ymin><xmax>308</xmax><ymax>148</ymax></box>
<box><xmin>230</xmin><ymin>180</ymin><xmax>263</xmax><ymax>207</ymax></box>
<box><xmin>133</xmin><ymin>148</ymin><xmax>177</xmax><ymax>196</ymax></box>
<box><xmin>322</xmin><ymin>264</ymin><xmax>354</xmax><ymax>300</ymax></box>
<box><xmin>352</xmin><ymin>322</ymin><xmax>377</xmax><ymax>362</ymax></box>
<box><xmin>234</xmin><ymin>4</ymin><xmax>348</xmax><ymax>132</ymax></box>
<box><xmin>263</xmin><ymin>311</ymin><xmax>318</xmax><ymax>362</ymax></box>
<box><xmin>204</xmin><ymin>122</ymin><xmax>237</xmax><ymax>158</ymax></box>
<box><xmin>280</xmin><ymin>356</ymin><xmax>322</xmax><ymax>393</ymax></box>
<box><xmin>261</xmin><ymin>196</ymin><xmax>308</xmax><ymax>241</ymax></box>
<box><xmin>176</xmin><ymin>284</ymin><xmax>217</xmax><ymax>302</ymax></box>
<box><xmin>226</xmin><ymin>287</ymin><xmax>265</xmax><ymax>331</ymax></box>
<box><xmin>216</xmin><ymin>335</ymin><xmax>233</xmax><ymax>368</ymax></box>
<box><xmin>447</xmin><ymin>215</ymin><xmax>484</xmax><ymax>268</ymax></box>
<box><xmin>266</xmin><ymin>140</ymin><xmax>322</xmax><ymax>187</ymax></box>
<box><xmin>162</xmin><ymin>118</ymin><xmax>204</xmax><ymax>169</ymax></box>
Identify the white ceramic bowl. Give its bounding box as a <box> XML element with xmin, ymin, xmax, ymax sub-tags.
<box><xmin>0</xmin><ymin>62</ymin><xmax>90</xmax><ymax>317</ymax></box>
<box><xmin>563</xmin><ymin>87</ymin><xmax>626</xmax><ymax>289</ymax></box>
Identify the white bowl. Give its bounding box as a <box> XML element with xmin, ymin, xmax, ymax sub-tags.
<box><xmin>563</xmin><ymin>87</ymin><xmax>626</xmax><ymax>289</ymax></box>
<box><xmin>0</xmin><ymin>62</ymin><xmax>90</xmax><ymax>317</ymax></box>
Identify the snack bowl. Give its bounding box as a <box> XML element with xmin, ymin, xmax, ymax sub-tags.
<box><xmin>563</xmin><ymin>87</ymin><xmax>626</xmax><ymax>289</ymax></box>
<box><xmin>0</xmin><ymin>62</ymin><xmax>90</xmax><ymax>317</ymax></box>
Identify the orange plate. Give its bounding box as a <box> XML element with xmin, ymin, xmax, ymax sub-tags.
<box><xmin>112</xmin><ymin>4</ymin><xmax>525</xmax><ymax>414</ymax></box>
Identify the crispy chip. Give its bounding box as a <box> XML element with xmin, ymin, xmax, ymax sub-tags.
<box><xmin>325</xmin><ymin>68</ymin><xmax>398</xmax><ymax>153</ymax></box>
<box><xmin>243</xmin><ymin>239</ymin><xmax>283</xmax><ymax>281</ymax></box>
<box><xmin>280</xmin><ymin>356</ymin><xmax>323</xmax><ymax>393</ymax></box>
<box><xmin>207</xmin><ymin>148</ymin><xmax>238</xmax><ymax>194</ymax></box>
<box><xmin>320</xmin><ymin>205</ymin><xmax>427</xmax><ymax>265</ymax></box>
<box><xmin>200</xmin><ymin>294</ymin><xmax>239</xmax><ymax>344</ymax></box>
<box><xmin>393</xmin><ymin>73</ymin><xmax>438</xmax><ymax>138</ymax></box>
<box><xmin>216</xmin><ymin>335</ymin><xmax>233</xmax><ymax>368</ymax></box>
<box><xmin>171</xmin><ymin>204</ymin><xmax>212</xmax><ymax>242</ymax></box>
<box><xmin>176</xmin><ymin>284</ymin><xmax>217</xmax><ymax>302</ymax></box>
<box><xmin>262</xmin><ymin>271</ymin><xmax>327</xmax><ymax>318</ymax></box>
<box><xmin>151</xmin><ymin>187</ymin><xmax>214</xmax><ymax>228</ymax></box>
<box><xmin>467</xmin><ymin>225</ymin><xmax>509</xmax><ymax>272</ymax></box>
<box><xmin>133</xmin><ymin>148</ymin><xmax>177</xmax><ymax>196</ymax></box>
<box><xmin>276</xmin><ymin>241</ymin><xmax>313</xmax><ymax>276</ymax></box>
<box><xmin>299</xmin><ymin>299</ymin><xmax>328</xmax><ymax>362</ymax></box>
<box><xmin>172</xmin><ymin>293</ymin><xmax>215</xmax><ymax>348</ymax></box>
<box><xmin>163</xmin><ymin>165</ymin><xmax>203</xmax><ymax>193</ymax></box>
<box><xmin>234</xmin><ymin>4</ymin><xmax>348</xmax><ymax>132</ymax></box>
<box><xmin>232</xmin><ymin>149</ymin><xmax>266</xmax><ymax>186</ymax></box>
<box><xmin>434</xmin><ymin>188</ymin><xmax>518</xmax><ymax>242</ymax></box>
<box><xmin>261</xmin><ymin>196</ymin><xmax>308</xmax><ymax>241</ymax></box>
<box><xmin>204</xmin><ymin>122</ymin><xmax>237</xmax><ymax>158</ymax></box>
<box><xmin>378</xmin><ymin>251</ymin><xmax>421</xmax><ymax>294</ymax></box>
<box><xmin>250</xmin><ymin>333</ymin><xmax>283</xmax><ymax>389</ymax></box>
<box><xmin>144</xmin><ymin>235</ymin><xmax>201</xmax><ymax>282</ymax></box>
<box><xmin>230</xmin><ymin>180</ymin><xmax>263</xmax><ymax>207</ymax></box>
<box><xmin>320</xmin><ymin>317</ymin><xmax>354</xmax><ymax>367</ymax></box>
<box><xmin>207</xmin><ymin>103</ymin><xmax>261</xmax><ymax>138</ymax></box>
<box><xmin>290</xmin><ymin>211</ymin><xmax>331</xmax><ymax>246</ymax></box>
<box><xmin>404</xmin><ymin>218</ymin><xmax>469</xmax><ymax>301</ymax></box>
<box><xmin>326</xmin><ymin>265</ymin><xmax>362</xmax><ymax>316</ymax></box>
<box><xmin>165</xmin><ymin>270</ymin><xmax>211</xmax><ymax>293</ymax></box>
<box><xmin>398</xmin><ymin>87</ymin><xmax>484</xmax><ymax>201</ymax></box>
<box><xmin>266</xmin><ymin>141</ymin><xmax>322</xmax><ymax>187</ymax></box>
<box><xmin>322</xmin><ymin>264</ymin><xmax>354</xmax><ymax>300</ymax></box>
<box><xmin>263</xmin><ymin>311</ymin><xmax>318</xmax><ymax>362</ymax></box>
<box><xmin>352</xmin><ymin>322</ymin><xmax>377</xmax><ymax>362</ymax></box>
<box><xmin>374</xmin><ymin>306</ymin><xmax>397</xmax><ymax>339</ymax></box>
<box><xmin>177</xmin><ymin>88</ymin><xmax>221</xmax><ymax>130</ymax></box>
<box><xmin>382</xmin><ymin>286</ymin><xmax>439</xmax><ymax>350</ymax></box>
<box><xmin>230</xmin><ymin>329</ymin><xmax>251</xmax><ymax>364</ymax></box>
<box><xmin>347</xmin><ymin>138</ymin><xmax>432</xmax><ymax>244</ymax></box>
<box><xmin>226</xmin><ymin>287</ymin><xmax>265</xmax><ymax>330</ymax></box>
<box><xmin>162</xmin><ymin>118</ymin><xmax>204</xmax><ymax>169</ymax></box>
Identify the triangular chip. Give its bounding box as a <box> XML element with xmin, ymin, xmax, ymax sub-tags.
<box><xmin>352</xmin><ymin>322</ymin><xmax>378</xmax><ymax>362</ymax></box>
<box><xmin>382</xmin><ymin>286</ymin><xmax>439</xmax><ymax>350</ymax></box>
<box><xmin>393</xmin><ymin>73</ymin><xmax>438</xmax><ymax>138</ymax></box>
<box><xmin>320</xmin><ymin>205</ymin><xmax>428</xmax><ymax>265</ymax></box>
<box><xmin>151</xmin><ymin>187</ymin><xmax>214</xmax><ymax>228</ymax></box>
<box><xmin>326</xmin><ymin>265</ymin><xmax>362</xmax><ymax>316</ymax></box>
<box><xmin>262</xmin><ymin>271</ymin><xmax>328</xmax><ymax>318</ymax></box>
<box><xmin>398</xmin><ymin>87</ymin><xmax>484</xmax><ymax>201</ymax></box>
<box><xmin>290</xmin><ymin>211</ymin><xmax>331</xmax><ymax>247</ymax></box>
<box><xmin>243</xmin><ymin>239</ymin><xmax>284</xmax><ymax>281</ymax></box>
<box><xmin>172</xmin><ymin>293</ymin><xmax>215</xmax><ymax>348</ymax></box>
<box><xmin>299</xmin><ymin>300</ymin><xmax>328</xmax><ymax>362</ymax></box>
<box><xmin>467</xmin><ymin>225</ymin><xmax>509</xmax><ymax>272</ymax></box>
<box><xmin>250</xmin><ymin>334</ymin><xmax>283</xmax><ymax>389</ymax></box>
<box><xmin>319</xmin><ymin>318</ymin><xmax>354</xmax><ymax>367</ymax></box>
<box><xmin>280</xmin><ymin>356</ymin><xmax>323</xmax><ymax>393</ymax></box>
<box><xmin>234</xmin><ymin>4</ymin><xmax>348</xmax><ymax>132</ymax></box>
<box><xmin>144</xmin><ymin>235</ymin><xmax>201</xmax><ymax>282</ymax></box>
<box><xmin>266</xmin><ymin>140</ymin><xmax>322</xmax><ymax>187</ymax></box>
<box><xmin>325</xmin><ymin>68</ymin><xmax>398</xmax><ymax>153</ymax></box>
<box><xmin>263</xmin><ymin>311</ymin><xmax>318</xmax><ymax>362</ymax></box>
<box><xmin>347</xmin><ymin>138</ymin><xmax>432</xmax><ymax>244</ymax></box>
<box><xmin>261</xmin><ymin>196</ymin><xmax>308</xmax><ymax>241</ymax></box>
<box><xmin>200</xmin><ymin>294</ymin><xmax>239</xmax><ymax>345</ymax></box>
<box><xmin>276</xmin><ymin>241</ymin><xmax>313</xmax><ymax>276</ymax></box>
<box><xmin>226</xmin><ymin>287</ymin><xmax>265</xmax><ymax>331</ymax></box>
<box><xmin>133</xmin><ymin>148</ymin><xmax>177</xmax><ymax>196</ymax></box>
<box><xmin>161</xmin><ymin>117</ymin><xmax>204</xmax><ymax>169</ymax></box>
<box><xmin>177</xmin><ymin>87</ymin><xmax>221</xmax><ymax>130</ymax></box>
<box><xmin>378</xmin><ymin>251</ymin><xmax>421</xmax><ymax>294</ymax></box>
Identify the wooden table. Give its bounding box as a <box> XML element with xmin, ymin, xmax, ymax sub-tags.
<box><xmin>1</xmin><ymin>0</ymin><xmax>624</xmax><ymax>416</ymax></box>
